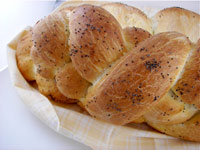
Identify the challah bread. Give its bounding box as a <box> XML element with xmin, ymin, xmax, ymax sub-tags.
<box><xmin>26</xmin><ymin>4</ymin><xmax>150</xmax><ymax>101</ymax></box>
<box><xmin>15</xmin><ymin>2</ymin><xmax>200</xmax><ymax>141</ymax></box>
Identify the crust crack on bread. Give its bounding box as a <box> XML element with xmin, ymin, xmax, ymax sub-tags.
<box><xmin>16</xmin><ymin>2</ymin><xmax>200</xmax><ymax>141</ymax></box>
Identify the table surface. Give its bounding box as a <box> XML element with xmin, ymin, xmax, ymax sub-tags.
<box><xmin>0</xmin><ymin>1</ymin><xmax>199</xmax><ymax>150</ymax></box>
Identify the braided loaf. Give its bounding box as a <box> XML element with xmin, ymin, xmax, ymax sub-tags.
<box><xmin>16</xmin><ymin>2</ymin><xmax>200</xmax><ymax>141</ymax></box>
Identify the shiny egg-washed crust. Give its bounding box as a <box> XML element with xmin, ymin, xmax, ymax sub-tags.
<box><xmin>144</xmin><ymin>90</ymin><xmax>198</xmax><ymax>125</ymax></box>
<box><xmin>55</xmin><ymin>63</ymin><xmax>91</xmax><ymax>99</ymax></box>
<box><xmin>16</xmin><ymin>2</ymin><xmax>200</xmax><ymax>141</ymax></box>
<box><xmin>31</xmin><ymin>8</ymin><xmax>71</xmax><ymax>79</ymax></box>
<box><xmin>172</xmin><ymin>39</ymin><xmax>200</xmax><ymax>108</ymax></box>
<box><xmin>69</xmin><ymin>5</ymin><xmax>152</xmax><ymax>83</ymax></box>
<box><xmin>69</xmin><ymin>5</ymin><xmax>126</xmax><ymax>83</ymax></box>
<box><xmin>153</xmin><ymin>7</ymin><xmax>200</xmax><ymax>43</ymax></box>
<box><xmin>17</xmin><ymin>3</ymin><xmax>150</xmax><ymax>103</ymax></box>
<box><xmin>30</xmin><ymin>7</ymin><xmax>86</xmax><ymax>102</ymax></box>
<box><xmin>123</xmin><ymin>27</ymin><xmax>151</xmax><ymax>50</ymax></box>
<box><xmin>84</xmin><ymin>32</ymin><xmax>192</xmax><ymax>125</ymax></box>
<box><xmin>16</xmin><ymin>29</ymin><xmax>75</xmax><ymax>103</ymax></box>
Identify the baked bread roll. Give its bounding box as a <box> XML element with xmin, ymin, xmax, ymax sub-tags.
<box><xmin>16</xmin><ymin>2</ymin><xmax>200</xmax><ymax>141</ymax></box>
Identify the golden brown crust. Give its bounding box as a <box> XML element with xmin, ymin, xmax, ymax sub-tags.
<box><xmin>15</xmin><ymin>27</ymin><xmax>72</xmax><ymax>103</ymax></box>
<box><xmin>84</xmin><ymin>32</ymin><xmax>191</xmax><ymax>125</ymax></box>
<box><xmin>30</xmin><ymin>7</ymin><xmax>81</xmax><ymax>103</ymax></box>
<box><xmin>144</xmin><ymin>90</ymin><xmax>197</xmax><ymax>124</ymax></box>
<box><xmin>35</xmin><ymin>73</ymin><xmax>76</xmax><ymax>103</ymax></box>
<box><xmin>172</xmin><ymin>39</ymin><xmax>200</xmax><ymax>108</ymax></box>
<box><xmin>153</xmin><ymin>7</ymin><xmax>200</xmax><ymax>43</ymax></box>
<box><xmin>55</xmin><ymin>63</ymin><xmax>90</xmax><ymax>99</ymax></box>
<box><xmin>16</xmin><ymin>29</ymin><xmax>35</xmax><ymax>81</ymax></box>
<box><xmin>123</xmin><ymin>27</ymin><xmax>151</xmax><ymax>51</ymax></box>
<box><xmin>69</xmin><ymin>4</ymin><xmax>126</xmax><ymax>83</ymax></box>
<box><xmin>102</xmin><ymin>3</ymin><xmax>152</xmax><ymax>33</ymax></box>
<box><xmin>31</xmin><ymin>10</ymin><xmax>70</xmax><ymax>78</ymax></box>
<box><xmin>146</xmin><ymin>112</ymin><xmax>200</xmax><ymax>142</ymax></box>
